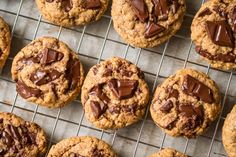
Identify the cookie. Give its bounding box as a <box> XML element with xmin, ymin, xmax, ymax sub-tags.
<box><xmin>0</xmin><ymin>16</ymin><xmax>11</xmax><ymax>69</ymax></box>
<box><xmin>0</xmin><ymin>112</ymin><xmax>47</xmax><ymax>156</ymax></box>
<box><xmin>81</xmin><ymin>57</ymin><xmax>149</xmax><ymax>129</ymax></box>
<box><xmin>111</xmin><ymin>0</ymin><xmax>186</xmax><ymax>48</ymax></box>
<box><xmin>222</xmin><ymin>105</ymin><xmax>236</xmax><ymax>157</ymax></box>
<box><xmin>191</xmin><ymin>0</ymin><xmax>236</xmax><ymax>70</ymax></box>
<box><xmin>47</xmin><ymin>136</ymin><xmax>117</xmax><ymax>156</ymax></box>
<box><xmin>11</xmin><ymin>37</ymin><xmax>84</xmax><ymax>108</ymax></box>
<box><xmin>149</xmin><ymin>148</ymin><xmax>187</xmax><ymax>157</ymax></box>
<box><xmin>35</xmin><ymin>0</ymin><xmax>109</xmax><ymax>27</ymax></box>
<box><xmin>150</xmin><ymin>69</ymin><xmax>221</xmax><ymax>138</ymax></box>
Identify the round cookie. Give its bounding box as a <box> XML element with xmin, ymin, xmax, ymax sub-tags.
<box><xmin>0</xmin><ymin>112</ymin><xmax>47</xmax><ymax>156</ymax></box>
<box><xmin>47</xmin><ymin>136</ymin><xmax>117</xmax><ymax>156</ymax></box>
<box><xmin>0</xmin><ymin>16</ymin><xmax>11</xmax><ymax>69</ymax></box>
<box><xmin>191</xmin><ymin>0</ymin><xmax>236</xmax><ymax>70</ymax></box>
<box><xmin>81</xmin><ymin>57</ymin><xmax>149</xmax><ymax>129</ymax></box>
<box><xmin>149</xmin><ymin>148</ymin><xmax>187</xmax><ymax>157</ymax></box>
<box><xmin>111</xmin><ymin>0</ymin><xmax>186</xmax><ymax>48</ymax></box>
<box><xmin>11</xmin><ymin>37</ymin><xmax>84</xmax><ymax>108</ymax></box>
<box><xmin>222</xmin><ymin>105</ymin><xmax>236</xmax><ymax>157</ymax></box>
<box><xmin>150</xmin><ymin>69</ymin><xmax>221</xmax><ymax>138</ymax></box>
<box><xmin>35</xmin><ymin>0</ymin><xmax>109</xmax><ymax>27</ymax></box>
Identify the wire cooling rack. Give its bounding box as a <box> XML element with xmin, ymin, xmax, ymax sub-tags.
<box><xmin>0</xmin><ymin>0</ymin><xmax>235</xmax><ymax>156</ymax></box>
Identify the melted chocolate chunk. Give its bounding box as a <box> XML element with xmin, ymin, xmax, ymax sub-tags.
<box><xmin>16</xmin><ymin>80</ymin><xmax>42</xmax><ymax>99</ymax></box>
<box><xmin>108</xmin><ymin>79</ymin><xmax>138</xmax><ymax>99</ymax></box>
<box><xmin>46</xmin><ymin>0</ymin><xmax>73</xmax><ymax>12</ymax></box>
<box><xmin>108</xmin><ymin>106</ymin><xmax>120</xmax><ymax>114</ymax></box>
<box><xmin>103</xmin><ymin>69</ymin><xmax>113</xmax><ymax>77</ymax></box>
<box><xmin>152</xmin><ymin>0</ymin><xmax>169</xmax><ymax>17</ymax></box>
<box><xmin>30</xmin><ymin>69</ymin><xmax>61</xmax><ymax>86</ymax></box>
<box><xmin>196</xmin><ymin>46</ymin><xmax>236</xmax><ymax>63</ymax></box>
<box><xmin>167</xmin><ymin>87</ymin><xmax>179</xmax><ymax>99</ymax></box>
<box><xmin>182</xmin><ymin>75</ymin><xmax>213</xmax><ymax>103</ymax></box>
<box><xmin>230</xmin><ymin>7</ymin><xmax>236</xmax><ymax>33</ymax></box>
<box><xmin>205</xmin><ymin>20</ymin><xmax>234</xmax><ymax>48</ymax></box>
<box><xmin>40</xmin><ymin>48</ymin><xmax>64</xmax><ymax>65</ymax></box>
<box><xmin>130</xmin><ymin>0</ymin><xmax>149</xmax><ymax>22</ymax></box>
<box><xmin>160</xmin><ymin>100</ymin><xmax>173</xmax><ymax>113</ymax></box>
<box><xmin>20</xmin><ymin>57</ymin><xmax>40</xmax><ymax>65</ymax></box>
<box><xmin>90</xmin><ymin>84</ymin><xmax>110</xmax><ymax>104</ymax></box>
<box><xmin>178</xmin><ymin>104</ymin><xmax>204</xmax><ymax>130</ymax></box>
<box><xmin>90</xmin><ymin>101</ymin><xmax>107</xmax><ymax>119</ymax></box>
<box><xmin>122</xmin><ymin>104</ymin><xmax>137</xmax><ymax>114</ymax></box>
<box><xmin>65</xmin><ymin>55</ymin><xmax>81</xmax><ymax>91</ymax></box>
<box><xmin>198</xmin><ymin>8</ymin><xmax>212</xmax><ymax>17</ymax></box>
<box><xmin>145</xmin><ymin>22</ymin><xmax>165</xmax><ymax>38</ymax></box>
<box><xmin>83</xmin><ymin>0</ymin><xmax>101</xmax><ymax>9</ymax></box>
<box><xmin>213</xmin><ymin>5</ymin><xmax>227</xmax><ymax>18</ymax></box>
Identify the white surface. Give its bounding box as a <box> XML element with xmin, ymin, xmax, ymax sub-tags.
<box><xmin>0</xmin><ymin>0</ymin><xmax>235</xmax><ymax>156</ymax></box>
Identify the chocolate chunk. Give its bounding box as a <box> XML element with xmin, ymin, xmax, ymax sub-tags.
<box><xmin>30</xmin><ymin>69</ymin><xmax>61</xmax><ymax>86</ymax></box>
<box><xmin>130</xmin><ymin>0</ymin><xmax>149</xmax><ymax>22</ymax></box>
<box><xmin>198</xmin><ymin>8</ymin><xmax>212</xmax><ymax>17</ymax></box>
<box><xmin>205</xmin><ymin>20</ymin><xmax>234</xmax><ymax>48</ymax></box>
<box><xmin>152</xmin><ymin>0</ymin><xmax>169</xmax><ymax>17</ymax></box>
<box><xmin>108</xmin><ymin>79</ymin><xmax>138</xmax><ymax>99</ymax></box>
<box><xmin>83</xmin><ymin>0</ymin><xmax>101</xmax><ymax>9</ymax></box>
<box><xmin>90</xmin><ymin>101</ymin><xmax>107</xmax><ymax>119</ymax></box>
<box><xmin>182</xmin><ymin>75</ymin><xmax>213</xmax><ymax>103</ymax></box>
<box><xmin>90</xmin><ymin>84</ymin><xmax>110</xmax><ymax>104</ymax></box>
<box><xmin>120</xmin><ymin>70</ymin><xmax>133</xmax><ymax>77</ymax></box>
<box><xmin>145</xmin><ymin>22</ymin><xmax>165</xmax><ymax>38</ymax></box>
<box><xmin>178</xmin><ymin>104</ymin><xmax>204</xmax><ymax>130</ymax></box>
<box><xmin>108</xmin><ymin>106</ymin><xmax>120</xmax><ymax>114</ymax></box>
<box><xmin>8</xmin><ymin>125</ymin><xmax>21</xmax><ymax>140</ymax></box>
<box><xmin>167</xmin><ymin>87</ymin><xmax>179</xmax><ymax>99</ymax></box>
<box><xmin>122</xmin><ymin>104</ymin><xmax>137</xmax><ymax>114</ymax></box>
<box><xmin>0</xmin><ymin>48</ymin><xmax>2</xmax><ymax>57</ymax></box>
<box><xmin>213</xmin><ymin>5</ymin><xmax>227</xmax><ymax>17</ymax></box>
<box><xmin>40</xmin><ymin>48</ymin><xmax>64</xmax><ymax>65</ymax></box>
<box><xmin>20</xmin><ymin>56</ymin><xmax>40</xmax><ymax>65</ymax></box>
<box><xmin>16</xmin><ymin>80</ymin><xmax>43</xmax><ymax>99</ymax></box>
<box><xmin>65</xmin><ymin>56</ymin><xmax>81</xmax><ymax>91</ymax></box>
<box><xmin>137</xmin><ymin>67</ymin><xmax>145</xmax><ymax>79</ymax></box>
<box><xmin>91</xmin><ymin>147</ymin><xmax>103</xmax><ymax>157</ymax></box>
<box><xmin>103</xmin><ymin>69</ymin><xmax>113</xmax><ymax>77</ymax></box>
<box><xmin>196</xmin><ymin>46</ymin><xmax>236</xmax><ymax>63</ymax></box>
<box><xmin>0</xmin><ymin>118</ymin><xmax>3</xmax><ymax>123</ymax></box>
<box><xmin>160</xmin><ymin>100</ymin><xmax>173</xmax><ymax>113</ymax></box>
<box><xmin>230</xmin><ymin>7</ymin><xmax>236</xmax><ymax>33</ymax></box>
<box><xmin>46</xmin><ymin>0</ymin><xmax>73</xmax><ymax>12</ymax></box>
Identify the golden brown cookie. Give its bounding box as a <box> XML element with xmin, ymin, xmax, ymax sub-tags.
<box><xmin>111</xmin><ymin>0</ymin><xmax>186</xmax><ymax>48</ymax></box>
<box><xmin>150</xmin><ymin>69</ymin><xmax>221</xmax><ymax>138</ymax></box>
<box><xmin>47</xmin><ymin>136</ymin><xmax>117</xmax><ymax>157</ymax></box>
<box><xmin>35</xmin><ymin>0</ymin><xmax>109</xmax><ymax>27</ymax></box>
<box><xmin>222</xmin><ymin>105</ymin><xmax>236</xmax><ymax>157</ymax></box>
<box><xmin>0</xmin><ymin>112</ymin><xmax>47</xmax><ymax>156</ymax></box>
<box><xmin>11</xmin><ymin>37</ymin><xmax>84</xmax><ymax>108</ymax></box>
<box><xmin>0</xmin><ymin>16</ymin><xmax>11</xmax><ymax>69</ymax></box>
<box><xmin>191</xmin><ymin>0</ymin><xmax>236</xmax><ymax>70</ymax></box>
<box><xmin>149</xmin><ymin>148</ymin><xmax>187</xmax><ymax>157</ymax></box>
<box><xmin>81</xmin><ymin>57</ymin><xmax>149</xmax><ymax>129</ymax></box>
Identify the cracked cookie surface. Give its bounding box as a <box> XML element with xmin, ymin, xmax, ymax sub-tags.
<box><xmin>47</xmin><ymin>136</ymin><xmax>117</xmax><ymax>157</ymax></box>
<box><xmin>111</xmin><ymin>0</ymin><xmax>186</xmax><ymax>48</ymax></box>
<box><xmin>0</xmin><ymin>16</ymin><xmax>11</xmax><ymax>69</ymax></box>
<box><xmin>150</xmin><ymin>69</ymin><xmax>221</xmax><ymax>138</ymax></box>
<box><xmin>222</xmin><ymin>105</ymin><xmax>236</xmax><ymax>157</ymax></box>
<box><xmin>149</xmin><ymin>148</ymin><xmax>187</xmax><ymax>157</ymax></box>
<box><xmin>0</xmin><ymin>112</ymin><xmax>47</xmax><ymax>157</ymax></box>
<box><xmin>191</xmin><ymin>0</ymin><xmax>236</xmax><ymax>70</ymax></box>
<box><xmin>11</xmin><ymin>37</ymin><xmax>84</xmax><ymax>108</ymax></box>
<box><xmin>35</xmin><ymin>0</ymin><xmax>109</xmax><ymax>27</ymax></box>
<box><xmin>81</xmin><ymin>57</ymin><xmax>149</xmax><ymax>129</ymax></box>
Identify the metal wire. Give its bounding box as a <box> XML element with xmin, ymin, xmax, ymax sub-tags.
<box><xmin>0</xmin><ymin>0</ymin><xmax>234</xmax><ymax>156</ymax></box>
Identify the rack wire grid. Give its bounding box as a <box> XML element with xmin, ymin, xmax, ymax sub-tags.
<box><xmin>0</xmin><ymin>0</ymin><xmax>235</xmax><ymax>157</ymax></box>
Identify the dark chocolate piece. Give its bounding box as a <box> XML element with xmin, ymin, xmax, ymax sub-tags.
<box><xmin>46</xmin><ymin>0</ymin><xmax>73</xmax><ymax>12</ymax></box>
<box><xmin>40</xmin><ymin>48</ymin><xmax>64</xmax><ymax>65</ymax></box>
<box><xmin>90</xmin><ymin>101</ymin><xmax>107</xmax><ymax>119</ymax></box>
<box><xmin>145</xmin><ymin>22</ymin><xmax>165</xmax><ymax>38</ymax></box>
<box><xmin>16</xmin><ymin>80</ymin><xmax>42</xmax><ymax>99</ymax></box>
<box><xmin>83</xmin><ymin>0</ymin><xmax>101</xmax><ymax>9</ymax></box>
<box><xmin>198</xmin><ymin>8</ymin><xmax>212</xmax><ymax>17</ymax></box>
<box><xmin>130</xmin><ymin>0</ymin><xmax>149</xmax><ymax>22</ymax></box>
<box><xmin>160</xmin><ymin>100</ymin><xmax>173</xmax><ymax>113</ymax></box>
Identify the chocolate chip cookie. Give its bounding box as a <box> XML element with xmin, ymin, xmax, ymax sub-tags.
<box><xmin>191</xmin><ymin>0</ymin><xmax>236</xmax><ymax>70</ymax></box>
<box><xmin>149</xmin><ymin>148</ymin><xmax>187</xmax><ymax>157</ymax></box>
<box><xmin>35</xmin><ymin>0</ymin><xmax>109</xmax><ymax>27</ymax></box>
<box><xmin>0</xmin><ymin>112</ymin><xmax>47</xmax><ymax>156</ymax></box>
<box><xmin>81</xmin><ymin>57</ymin><xmax>149</xmax><ymax>129</ymax></box>
<box><xmin>47</xmin><ymin>136</ymin><xmax>117</xmax><ymax>157</ymax></box>
<box><xmin>0</xmin><ymin>16</ymin><xmax>11</xmax><ymax>69</ymax></box>
<box><xmin>11</xmin><ymin>37</ymin><xmax>84</xmax><ymax>108</ymax></box>
<box><xmin>111</xmin><ymin>0</ymin><xmax>186</xmax><ymax>48</ymax></box>
<box><xmin>222</xmin><ymin>105</ymin><xmax>236</xmax><ymax>157</ymax></box>
<box><xmin>150</xmin><ymin>69</ymin><xmax>221</xmax><ymax>138</ymax></box>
